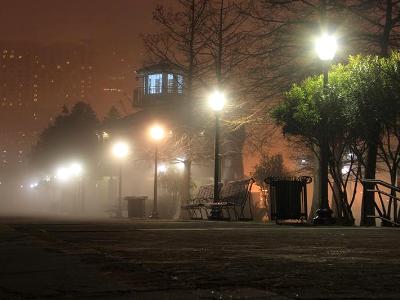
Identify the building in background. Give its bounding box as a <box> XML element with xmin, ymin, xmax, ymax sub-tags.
<box><xmin>0</xmin><ymin>41</ymin><xmax>94</xmax><ymax>178</ymax></box>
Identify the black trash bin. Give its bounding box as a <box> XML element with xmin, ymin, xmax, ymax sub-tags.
<box><xmin>124</xmin><ymin>196</ymin><xmax>147</xmax><ymax>218</ymax></box>
<box><xmin>265</xmin><ymin>176</ymin><xmax>312</xmax><ymax>224</ymax></box>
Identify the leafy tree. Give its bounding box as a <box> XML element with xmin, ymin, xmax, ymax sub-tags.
<box><xmin>345</xmin><ymin>53</ymin><xmax>400</xmax><ymax>225</ymax></box>
<box><xmin>251</xmin><ymin>153</ymin><xmax>289</xmax><ymax>188</ymax></box>
<box><xmin>272</xmin><ymin>60</ymin><xmax>356</xmax><ymax>223</ymax></box>
<box><xmin>273</xmin><ymin>52</ymin><xmax>400</xmax><ymax>225</ymax></box>
<box><xmin>250</xmin><ymin>153</ymin><xmax>289</xmax><ymax>220</ymax></box>
<box><xmin>103</xmin><ymin>106</ymin><xmax>121</xmax><ymax>123</ymax></box>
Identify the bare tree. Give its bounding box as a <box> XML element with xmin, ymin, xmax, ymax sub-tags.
<box><xmin>142</xmin><ymin>0</ymin><xmax>209</xmax><ymax>202</ymax></box>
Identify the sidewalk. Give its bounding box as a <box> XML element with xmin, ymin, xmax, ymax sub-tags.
<box><xmin>1</xmin><ymin>217</ymin><xmax>400</xmax><ymax>299</ymax></box>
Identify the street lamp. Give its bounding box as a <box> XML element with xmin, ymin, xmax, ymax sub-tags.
<box><xmin>112</xmin><ymin>141</ymin><xmax>130</xmax><ymax>217</ymax></box>
<box><xmin>70</xmin><ymin>162</ymin><xmax>83</xmax><ymax>177</ymax></box>
<box><xmin>313</xmin><ymin>33</ymin><xmax>337</xmax><ymax>225</ymax></box>
<box><xmin>69</xmin><ymin>162</ymin><xmax>84</xmax><ymax>214</ymax></box>
<box><xmin>208</xmin><ymin>90</ymin><xmax>225</xmax><ymax>220</ymax></box>
<box><xmin>149</xmin><ymin>124</ymin><xmax>165</xmax><ymax>219</ymax></box>
<box><xmin>56</xmin><ymin>166</ymin><xmax>71</xmax><ymax>182</ymax></box>
<box><xmin>315</xmin><ymin>33</ymin><xmax>337</xmax><ymax>85</ymax></box>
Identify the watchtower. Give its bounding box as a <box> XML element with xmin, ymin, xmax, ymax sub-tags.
<box><xmin>133</xmin><ymin>63</ymin><xmax>185</xmax><ymax>108</ymax></box>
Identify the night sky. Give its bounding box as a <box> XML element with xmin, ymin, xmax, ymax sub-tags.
<box><xmin>0</xmin><ymin>1</ymin><xmax>160</xmax><ymax>42</ymax></box>
<box><xmin>0</xmin><ymin>0</ymin><xmax>170</xmax><ymax>175</ymax></box>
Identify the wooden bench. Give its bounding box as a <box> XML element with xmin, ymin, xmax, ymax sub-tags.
<box><xmin>181</xmin><ymin>184</ymin><xmax>220</xmax><ymax>219</ymax></box>
<box><xmin>205</xmin><ymin>178</ymin><xmax>255</xmax><ymax>221</ymax></box>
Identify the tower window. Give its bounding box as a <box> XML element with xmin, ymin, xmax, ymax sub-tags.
<box><xmin>176</xmin><ymin>75</ymin><xmax>184</xmax><ymax>94</ymax></box>
<box><xmin>167</xmin><ymin>74</ymin><xmax>174</xmax><ymax>93</ymax></box>
<box><xmin>147</xmin><ymin>73</ymin><xmax>162</xmax><ymax>94</ymax></box>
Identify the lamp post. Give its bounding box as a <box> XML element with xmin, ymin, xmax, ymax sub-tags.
<box><xmin>112</xmin><ymin>141</ymin><xmax>130</xmax><ymax>217</ymax></box>
<box><xmin>68</xmin><ymin>162</ymin><xmax>83</xmax><ymax>213</ymax></box>
<box><xmin>313</xmin><ymin>33</ymin><xmax>337</xmax><ymax>225</ymax></box>
<box><xmin>70</xmin><ymin>162</ymin><xmax>84</xmax><ymax>214</ymax></box>
<box><xmin>208</xmin><ymin>90</ymin><xmax>225</xmax><ymax>220</ymax></box>
<box><xmin>149</xmin><ymin>125</ymin><xmax>165</xmax><ymax>219</ymax></box>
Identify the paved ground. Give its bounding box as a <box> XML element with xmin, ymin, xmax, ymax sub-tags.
<box><xmin>0</xmin><ymin>215</ymin><xmax>400</xmax><ymax>299</ymax></box>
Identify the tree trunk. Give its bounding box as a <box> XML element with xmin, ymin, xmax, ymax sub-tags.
<box><xmin>361</xmin><ymin>140</ymin><xmax>378</xmax><ymax>226</ymax></box>
<box><xmin>320</xmin><ymin>138</ymin><xmax>330</xmax><ymax>212</ymax></box>
<box><xmin>380</xmin><ymin>0</ymin><xmax>393</xmax><ymax>57</ymax></box>
<box><xmin>309</xmin><ymin>145</ymin><xmax>321</xmax><ymax>222</ymax></box>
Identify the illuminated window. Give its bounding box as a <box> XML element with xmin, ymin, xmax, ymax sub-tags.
<box><xmin>167</xmin><ymin>74</ymin><xmax>174</xmax><ymax>93</ymax></box>
<box><xmin>176</xmin><ymin>75</ymin><xmax>184</xmax><ymax>94</ymax></box>
<box><xmin>147</xmin><ymin>73</ymin><xmax>162</xmax><ymax>94</ymax></box>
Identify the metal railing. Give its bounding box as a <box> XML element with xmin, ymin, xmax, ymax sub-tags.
<box><xmin>133</xmin><ymin>87</ymin><xmax>184</xmax><ymax>107</ymax></box>
<box><xmin>362</xmin><ymin>179</ymin><xmax>400</xmax><ymax>226</ymax></box>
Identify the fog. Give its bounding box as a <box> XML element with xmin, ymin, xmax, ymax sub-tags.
<box><xmin>0</xmin><ymin>159</ymin><xmax>215</xmax><ymax>220</ymax></box>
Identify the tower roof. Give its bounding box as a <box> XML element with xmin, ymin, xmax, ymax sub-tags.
<box><xmin>136</xmin><ymin>62</ymin><xmax>184</xmax><ymax>76</ymax></box>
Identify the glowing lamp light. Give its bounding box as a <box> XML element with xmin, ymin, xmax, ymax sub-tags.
<box><xmin>102</xmin><ymin>131</ymin><xmax>110</xmax><ymax>140</ymax></box>
<box><xmin>315</xmin><ymin>33</ymin><xmax>337</xmax><ymax>61</ymax></box>
<box><xmin>112</xmin><ymin>141</ymin><xmax>129</xmax><ymax>159</ymax></box>
<box><xmin>150</xmin><ymin>125</ymin><xmax>165</xmax><ymax>141</ymax></box>
<box><xmin>208</xmin><ymin>90</ymin><xmax>225</xmax><ymax>111</ymax></box>
<box><xmin>341</xmin><ymin>165</ymin><xmax>350</xmax><ymax>175</ymax></box>
<box><xmin>158</xmin><ymin>164</ymin><xmax>167</xmax><ymax>174</ymax></box>
<box><xmin>70</xmin><ymin>162</ymin><xmax>83</xmax><ymax>176</ymax></box>
<box><xmin>56</xmin><ymin>167</ymin><xmax>71</xmax><ymax>182</ymax></box>
<box><xmin>176</xmin><ymin>157</ymin><xmax>185</xmax><ymax>170</ymax></box>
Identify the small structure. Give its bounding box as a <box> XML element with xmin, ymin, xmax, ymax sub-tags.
<box><xmin>133</xmin><ymin>62</ymin><xmax>185</xmax><ymax>108</ymax></box>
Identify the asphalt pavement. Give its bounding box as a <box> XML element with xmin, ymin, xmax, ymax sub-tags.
<box><xmin>0</xmin><ymin>215</ymin><xmax>399</xmax><ymax>299</ymax></box>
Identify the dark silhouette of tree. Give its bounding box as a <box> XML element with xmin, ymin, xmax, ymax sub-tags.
<box><xmin>30</xmin><ymin>102</ymin><xmax>100</xmax><ymax>174</ymax></box>
<box><xmin>103</xmin><ymin>106</ymin><xmax>121</xmax><ymax>123</ymax></box>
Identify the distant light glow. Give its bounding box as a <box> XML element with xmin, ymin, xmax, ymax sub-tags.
<box><xmin>70</xmin><ymin>162</ymin><xmax>83</xmax><ymax>176</ymax></box>
<box><xmin>158</xmin><ymin>164</ymin><xmax>167</xmax><ymax>174</ymax></box>
<box><xmin>315</xmin><ymin>33</ymin><xmax>337</xmax><ymax>61</ymax></box>
<box><xmin>112</xmin><ymin>141</ymin><xmax>129</xmax><ymax>159</ymax></box>
<box><xmin>208</xmin><ymin>90</ymin><xmax>225</xmax><ymax>111</ymax></box>
<box><xmin>150</xmin><ymin>125</ymin><xmax>165</xmax><ymax>141</ymax></box>
<box><xmin>176</xmin><ymin>157</ymin><xmax>185</xmax><ymax>170</ymax></box>
<box><xmin>56</xmin><ymin>166</ymin><xmax>71</xmax><ymax>182</ymax></box>
<box><xmin>102</xmin><ymin>131</ymin><xmax>110</xmax><ymax>140</ymax></box>
<box><xmin>30</xmin><ymin>182</ymin><xmax>38</xmax><ymax>189</ymax></box>
<box><xmin>341</xmin><ymin>165</ymin><xmax>350</xmax><ymax>175</ymax></box>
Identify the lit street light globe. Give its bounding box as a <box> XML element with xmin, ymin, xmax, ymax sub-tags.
<box><xmin>158</xmin><ymin>164</ymin><xmax>167</xmax><ymax>174</ymax></box>
<box><xmin>315</xmin><ymin>33</ymin><xmax>337</xmax><ymax>61</ymax></box>
<box><xmin>112</xmin><ymin>141</ymin><xmax>130</xmax><ymax>159</ymax></box>
<box><xmin>208</xmin><ymin>90</ymin><xmax>225</xmax><ymax>111</ymax></box>
<box><xmin>56</xmin><ymin>166</ymin><xmax>71</xmax><ymax>182</ymax></box>
<box><xmin>150</xmin><ymin>125</ymin><xmax>165</xmax><ymax>141</ymax></box>
<box><xmin>70</xmin><ymin>162</ymin><xmax>83</xmax><ymax>176</ymax></box>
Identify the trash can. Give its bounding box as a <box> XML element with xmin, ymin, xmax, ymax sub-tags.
<box><xmin>265</xmin><ymin>176</ymin><xmax>312</xmax><ymax>223</ymax></box>
<box><xmin>124</xmin><ymin>196</ymin><xmax>147</xmax><ymax>218</ymax></box>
